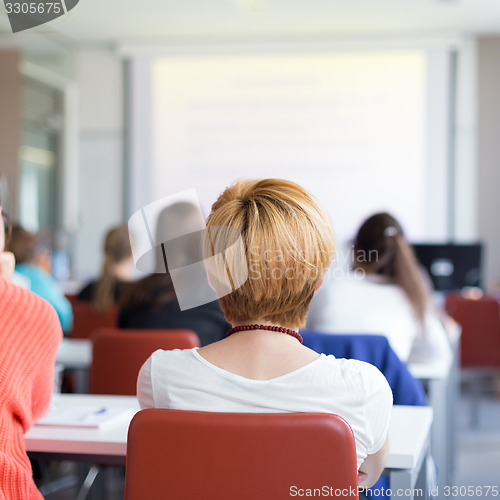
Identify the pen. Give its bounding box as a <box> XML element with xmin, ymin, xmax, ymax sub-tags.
<box><xmin>94</xmin><ymin>408</ymin><xmax>107</xmax><ymax>415</ymax></box>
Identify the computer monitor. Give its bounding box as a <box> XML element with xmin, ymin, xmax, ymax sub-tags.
<box><xmin>411</xmin><ymin>243</ymin><xmax>483</xmax><ymax>292</ymax></box>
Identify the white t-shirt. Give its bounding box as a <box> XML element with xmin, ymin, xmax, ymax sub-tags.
<box><xmin>137</xmin><ymin>348</ymin><xmax>393</xmax><ymax>469</ymax></box>
<box><xmin>307</xmin><ymin>274</ymin><xmax>452</xmax><ymax>366</ymax></box>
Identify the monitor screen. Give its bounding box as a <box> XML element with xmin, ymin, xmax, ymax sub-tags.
<box><xmin>411</xmin><ymin>243</ymin><xmax>483</xmax><ymax>292</ymax></box>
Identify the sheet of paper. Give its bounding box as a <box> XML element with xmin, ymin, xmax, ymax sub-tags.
<box><xmin>35</xmin><ymin>406</ymin><xmax>127</xmax><ymax>428</ymax></box>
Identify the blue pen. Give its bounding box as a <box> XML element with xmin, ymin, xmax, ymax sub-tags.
<box><xmin>94</xmin><ymin>408</ymin><xmax>107</xmax><ymax>415</ymax></box>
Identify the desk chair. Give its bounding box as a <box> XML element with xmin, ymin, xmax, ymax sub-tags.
<box><xmin>65</xmin><ymin>293</ymin><xmax>79</xmax><ymax>308</ymax></box>
<box><xmin>125</xmin><ymin>409</ymin><xmax>359</xmax><ymax>500</ymax></box>
<box><xmin>70</xmin><ymin>301</ymin><xmax>118</xmax><ymax>339</ymax></box>
<box><xmin>89</xmin><ymin>328</ymin><xmax>201</xmax><ymax>395</ymax></box>
<box><xmin>445</xmin><ymin>294</ymin><xmax>500</xmax><ymax>425</ymax></box>
<box><xmin>77</xmin><ymin>329</ymin><xmax>201</xmax><ymax>499</ymax></box>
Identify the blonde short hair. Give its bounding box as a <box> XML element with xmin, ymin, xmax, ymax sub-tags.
<box><xmin>206</xmin><ymin>178</ymin><xmax>335</xmax><ymax>329</ymax></box>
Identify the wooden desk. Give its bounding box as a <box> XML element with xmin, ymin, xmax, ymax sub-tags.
<box><xmin>26</xmin><ymin>394</ymin><xmax>432</xmax><ymax>497</ymax></box>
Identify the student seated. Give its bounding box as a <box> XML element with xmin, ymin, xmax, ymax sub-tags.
<box><xmin>8</xmin><ymin>225</ymin><xmax>73</xmax><ymax>332</ymax></box>
<box><xmin>0</xmin><ymin>207</ymin><xmax>62</xmax><ymax>499</ymax></box>
<box><xmin>137</xmin><ymin>179</ymin><xmax>393</xmax><ymax>488</ymax></box>
<box><xmin>119</xmin><ymin>201</ymin><xmax>230</xmax><ymax>346</ymax></box>
<box><xmin>78</xmin><ymin>225</ymin><xmax>135</xmax><ymax>313</ymax></box>
<box><xmin>308</xmin><ymin>212</ymin><xmax>453</xmax><ymax>366</ymax></box>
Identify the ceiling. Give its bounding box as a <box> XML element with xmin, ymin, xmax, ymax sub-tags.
<box><xmin>0</xmin><ymin>0</ymin><xmax>499</xmax><ymax>51</ymax></box>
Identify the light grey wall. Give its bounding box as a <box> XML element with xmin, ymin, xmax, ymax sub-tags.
<box><xmin>0</xmin><ymin>50</ymin><xmax>21</xmax><ymax>218</ymax></box>
<box><xmin>477</xmin><ymin>37</ymin><xmax>500</xmax><ymax>291</ymax></box>
<box><xmin>73</xmin><ymin>49</ymin><xmax>124</xmax><ymax>280</ymax></box>
<box><xmin>454</xmin><ymin>38</ymin><xmax>478</xmax><ymax>242</ymax></box>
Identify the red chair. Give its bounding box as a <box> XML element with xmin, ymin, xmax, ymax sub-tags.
<box><xmin>444</xmin><ymin>294</ymin><xmax>500</xmax><ymax>368</ymax></box>
<box><xmin>65</xmin><ymin>293</ymin><xmax>80</xmax><ymax>308</ymax></box>
<box><xmin>70</xmin><ymin>301</ymin><xmax>118</xmax><ymax>339</ymax></box>
<box><xmin>89</xmin><ymin>328</ymin><xmax>200</xmax><ymax>395</ymax></box>
<box><xmin>125</xmin><ymin>409</ymin><xmax>359</xmax><ymax>500</ymax></box>
<box><xmin>445</xmin><ymin>294</ymin><xmax>500</xmax><ymax>425</ymax></box>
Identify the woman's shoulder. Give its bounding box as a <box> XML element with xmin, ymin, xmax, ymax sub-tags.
<box><xmin>0</xmin><ymin>277</ymin><xmax>62</xmax><ymax>334</ymax></box>
<box><xmin>314</xmin><ymin>354</ymin><xmax>391</xmax><ymax>392</ymax></box>
<box><xmin>148</xmin><ymin>347</ymin><xmax>198</xmax><ymax>371</ymax></box>
<box><xmin>329</xmin><ymin>273</ymin><xmax>410</xmax><ymax>304</ymax></box>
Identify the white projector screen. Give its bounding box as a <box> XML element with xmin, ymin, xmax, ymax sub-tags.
<box><xmin>128</xmin><ymin>49</ymin><xmax>451</xmax><ymax>248</ymax></box>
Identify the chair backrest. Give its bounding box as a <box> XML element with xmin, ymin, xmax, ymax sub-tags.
<box><xmin>70</xmin><ymin>301</ymin><xmax>118</xmax><ymax>339</ymax></box>
<box><xmin>125</xmin><ymin>409</ymin><xmax>359</xmax><ymax>500</ymax></box>
<box><xmin>65</xmin><ymin>293</ymin><xmax>79</xmax><ymax>308</ymax></box>
<box><xmin>301</xmin><ymin>331</ymin><xmax>427</xmax><ymax>406</ymax></box>
<box><xmin>445</xmin><ymin>294</ymin><xmax>500</xmax><ymax>368</ymax></box>
<box><xmin>90</xmin><ymin>328</ymin><xmax>201</xmax><ymax>395</ymax></box>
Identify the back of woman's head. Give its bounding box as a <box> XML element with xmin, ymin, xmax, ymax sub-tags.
<box><xmin>206</xmin><ymin>178</ymin><xmax>335</xmax><ymax>329</ymax></box>
<box><xmin>104</xmin><ymin>225</ymin><xmax>132</xmax><ymax>264</ymax></box>
<box><xmin>93</xmin><ymin>225</ymin><xmax>132</xmax><ymax>314</ymax></box>
<box><xmin>155</xmin><ymin>202</ymin><xmax>203</xmax><ymax>242</ymax></box>
<box><xmin>7</xmin><ymin>225</ymin><xmax>36</xmax><ymax>264</ymax></box>
<box><xmin>354</xmin><ymin>212</ymin><xmax>429</xmax><ymax>322</ymax></box>
<box><xmin>154</xmin><ymin>202</ymin><xmax>205</xmax><ymax>272</ymax></box>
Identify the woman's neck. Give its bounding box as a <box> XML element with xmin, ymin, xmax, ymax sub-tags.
<box><xmin>112</xmin><ymin>260</ymin><xmax>135</xmax><ymax>282</ymax></box>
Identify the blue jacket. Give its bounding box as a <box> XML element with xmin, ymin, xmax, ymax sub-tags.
<box><xmin>300</xmin><ymin>331</ymin><xmax>427</xmax><ymax>497</ymax></box>
<box><xmin>300</xmin><ymin>331</ymin><xmax>426</xmax><ymax>406</ymax></box>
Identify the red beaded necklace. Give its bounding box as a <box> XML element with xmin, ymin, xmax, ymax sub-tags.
<box><xmin>226</xmin><ymin>324</ymin><xmax>303</xmax><ymax>344</ymax></box>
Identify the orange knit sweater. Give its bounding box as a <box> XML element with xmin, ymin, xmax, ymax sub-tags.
<box><xmin>0</xmin><ymin>277</ymin><xmax>62</xmax><ymax>499</ymax></box>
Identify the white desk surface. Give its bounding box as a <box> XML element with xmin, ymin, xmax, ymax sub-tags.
<box><xmin>386</xmin><ymin>405</ymin><xmax>432</xmax><ymax>469</ymax></box>
<box><xmin>26</xmin><ymin>394</ymin><xmax>432</xmax><ymax>471</ymax></box>
<box><xmin>56</xmin><ymin>338</ymin><xmax>93</xmax><ymax>370</ymax></box>
<box><xmin>26</xmin><ymin>394</ymin><xmax>139</xmax><ymax>458</ymax></box>
<box><xmin>408</xmin><ymin>361</ymin><xmax>450</xmax><ymax>380</ymax></box>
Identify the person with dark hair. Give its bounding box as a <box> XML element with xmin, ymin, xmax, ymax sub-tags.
<box><xmin>8</xmin><ymin>225</ymin><xmax>73</xmax><ymax>332</ymax></box>
<box><xmin>78</xmin><ymin>225</ymin><xmax>135</xmax><ymax>313</ymax></box>
<box><xmin>137</xmin><ymin>179</ymin><xmax>393</xmax><ymax>489</ymax></box>
<box><xmin>308</xmin><ymin>212</ymin><xmax>452</xmax><ymax>365</ymax></box>
<box><xmin>119</xmin><ymin>202</ymin><xmax>230</xmax><ymax>346</ymax></box>
<box><xmin>0</xmin><ymin>207</ymin><xmax>62</xmax><ymax>499</ymax></box>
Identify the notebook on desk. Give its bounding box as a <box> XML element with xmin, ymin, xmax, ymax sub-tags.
<box><xmin>36</xmin><ymin>406</ymin><xmax>128</xmax><ymax>428</ymax></box>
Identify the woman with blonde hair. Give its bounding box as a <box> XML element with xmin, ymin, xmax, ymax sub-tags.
<box><xmin>138</xmin><ymin>179</ymin><xmax>392</xmax><ymax>488</ymax></box>
<box><xmin>308</xmin><ymin>212</ymin><xmax>452</xmax><ymax>365</ymax></box>
<box><xmin>78</xmin><ymin>225</ymin><xmax>134</xmax><ymax>313</ymax></box>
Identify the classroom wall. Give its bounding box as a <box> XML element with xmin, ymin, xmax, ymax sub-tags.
<box><xmin>0</xmin><ymin>50</ymin><xmax>21</xmax><ymax>218</ymax></box>
<box><xmin>73</xmin><ymin>49</ymin><xmax>124</xmax><ymax>279</ymax></box>
<box><xmin>74</xmin><ymin>44</ymin><xmax>478</xmax><ymax>277</ymax></box>
<box><xmin>453</xmin><ymin>38</ymin><xmax>477</xmax><ymax>243</ymax></box>
<box><xmin>2</xmin><ymin>41</ymin><xmax>495</xmax><ymax>287</ymax></box>
<box><xmin>477</xmin><ymin>37</ymin><xmax>500</xmax><ymax>291</ymax></box>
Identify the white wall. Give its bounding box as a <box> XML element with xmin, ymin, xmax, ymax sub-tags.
<box><xmin>477</xmin><ymin>37</ymin><xmax>500</xmax><ymax>291</ymax></box>
<box><xmin>73</xmin><ymin>49</ymin><xmax>124</xmax><ymax>279</ymax></box>
<box><xmin>72</xmin><ymin>39</ymin><xmax>486</xmax><ymax>285</ymax></box>
<box><xmin>454</xmin><ymin>38</ymin><xmax>478</xmax><ymax>242</ymax></box>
